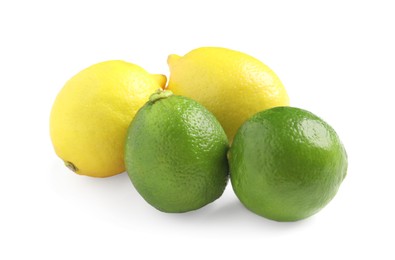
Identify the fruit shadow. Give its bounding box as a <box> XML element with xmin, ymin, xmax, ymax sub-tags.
<box><xmin>166</xmin><ymin>194</ymin><xmax>313</xmax><ymax>231</ymax></box>
<box><xmin>48</xmin><ymin>163</ymin><xmax>141</xmax><ymax>211</ymax></box>
<box><xmin>49</xmin><ymin>162</ymin><xmax>313</xmax><ymax>230</ymax></box>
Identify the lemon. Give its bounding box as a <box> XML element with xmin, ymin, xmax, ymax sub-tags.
<box><xmin>229</xmin><ymin>107</ymin><xmax>348</xmax><ymax>221</ymax></box>
<box><xmin>50</xmin><ymin>60</ymin><xmax>166</xmax><ymax>177</ymax></box>
<box><xmin>167</xmin><ymin>47</ymin><xmax>289</xmax><ymax>142</ymax></box>
<box><xmin>125</xmin><ymin>89</ymin><xmax>229</xmax><ymax>212</ymax></box>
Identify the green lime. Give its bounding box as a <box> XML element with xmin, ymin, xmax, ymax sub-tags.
<box><xmin>229</xmin><ymin>106</ymin><xmax>348</xmax><ymax>221</ymax></box>
<box><xmin>125</xmin><ymin>89</ymin><xmax>229</xmax><ymax>213</ymax></box>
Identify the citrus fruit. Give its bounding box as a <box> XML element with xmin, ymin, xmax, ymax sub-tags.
<box><xmin>124</xmin><ymin>89</ymin><xmax>229</xmax><ymax>213</ymax></box>
<box><xmin>50</xmin><ymin>60</ymin><xmax>166</xmax><ymax>177</ymax></box>
<box><xmin>167</xmin><ymin>47</ymin><xmax>290</xmax><ymax>142</ymax></box>
<box><xmin>228</xmin><ymin>106</ymin><xmax>348</xmax><ymax>221</ymax></box>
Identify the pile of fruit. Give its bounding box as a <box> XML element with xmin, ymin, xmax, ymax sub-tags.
<box><xmin>50</xmin><ymin>47</ymin><xmax>347</xmax><ymax>222</ymax></box>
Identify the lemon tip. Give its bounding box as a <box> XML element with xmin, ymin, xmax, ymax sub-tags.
<box><xmin>152</xmin><ymin>74</ymin><xmax>167</xmax><ymax>88</ymax></box>
<box><xmin>167</xmin><ymin>54</ymin><xmax>181</xmax><ymax>66</ymax></box>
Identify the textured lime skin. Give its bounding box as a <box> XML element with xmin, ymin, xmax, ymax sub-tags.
<box><xmin>229</xmin><ymin>107</ymin><xmax>348</xmax><ymax>221</ymax></box>
<box><xmin>125</xmin><ymin>91</ymin><xmax>229</xmax><ymax>213</ymax></box>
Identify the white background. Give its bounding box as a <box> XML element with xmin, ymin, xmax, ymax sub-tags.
<box><xmin>1</xmin><ymin>0</ymin><xmax>394</xmax><ymax>259</ymax></box>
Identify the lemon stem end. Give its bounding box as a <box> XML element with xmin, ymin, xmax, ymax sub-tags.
<box><xmin>64</xmin><ymin>161</ymin><xmax>78</xmax><ymax>173</ymax></box>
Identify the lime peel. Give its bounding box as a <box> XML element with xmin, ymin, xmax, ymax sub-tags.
<box><xmin>149</xmin><ymin>89</ymin><xmax>173</xmax><ymax>103</ymax></box>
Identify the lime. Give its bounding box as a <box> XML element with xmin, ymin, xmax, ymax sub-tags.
<box><xmin>229</xmin><ymin>106</ymin><xmax>348</xmax><ymax>221</ymax></box>
<box><xmin>124</xmin><ymin>89</ymin><xmax>229</xmax><ymax>212</ymax></box>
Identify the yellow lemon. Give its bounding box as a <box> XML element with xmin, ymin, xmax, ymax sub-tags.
<box><xmin>50</xmin><ymin>60</ymin><xmax>166</xmax><ymax>177</ymax></box>
<box><xmin>167</xmin><ymin>47</ymin><xmax>289</xmax><ymax>142</ymax></box>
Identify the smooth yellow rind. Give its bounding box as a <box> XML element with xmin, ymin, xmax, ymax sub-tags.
<box><xmin>50</xmin><ymin>60</ymin><xmax>166</xmax><ymax>177</ymax></box>
<box><xmin>167</xmin><ymin>47</ymin><xmax>289</xmax><ymax>142</ymax></box>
